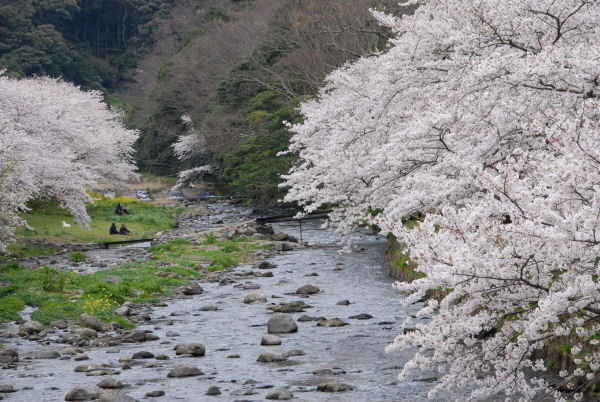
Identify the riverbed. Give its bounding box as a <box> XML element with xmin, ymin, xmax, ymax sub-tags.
<box><xmin>0</xmin><ymin>204</ymin><xmax>467</xmax><ymax>401</ymax></box>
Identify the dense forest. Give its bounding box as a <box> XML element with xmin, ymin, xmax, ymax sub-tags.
<box><xmin>0</xmin><ymin>0</ymin><xmax>411</xmax><ymax>203</ymax></box>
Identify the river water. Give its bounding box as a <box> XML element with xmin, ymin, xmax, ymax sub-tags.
<box><xmin>0</xmin><ymin>205</ymin><xmax>469</xmax><ymax>401</ymax></box>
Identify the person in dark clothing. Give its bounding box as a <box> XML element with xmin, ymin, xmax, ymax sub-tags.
<box><xmin>122</xmin><ymin>203</ymin><xmax>130</xmax><ymax>215</ymax></box>
<box><xmin>115</xmin><ymin>203</ymin><xmax>123</xmax><ymax>215</ymax></box>
<box><xmin>110</xmin><ymin>222</ymin><xmax>119</xmax><ymax>235</ymax></box>
<box><xmin>119</xmin><ymin>224</ymin><xmax>131</xmax><ymax>235</ymax></box>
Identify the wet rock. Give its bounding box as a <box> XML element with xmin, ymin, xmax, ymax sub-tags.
<box><xmin>261</xmin><ymin>335</ymin><xmax>282</xmax><ymax>346</ymax></box>
<box><xmin>242</xmin><ymin>283</ymin><xmax>260</xmax><ymax>290</ymax></box>
<box><xmin>349</xmin><ymin>313</ymin><xmax>373</xmax><ymax>320</ymax></box>
<box><xmin>74</xmin><ymin>354</ymin><xmax>89</xmax><ymax>361</ymax></box>
<box><xmin>97</xmin><ymin>390</ymin><xmax>135</xmax><ymax>402</ymax></box>
<box><xmin>267</xmin><ymin>313</ymin><xmax>298</xmax><ymax>334</ymax></box>
<box><xmin>271</xmin><ymin>231</ymin><xmax>289</xmax><ymax>241</ymax></box>
<box><xmin>268</xmin><ymin>301</ymin><xmax>308</xmax><ymax>313</ymax></box>
<box><xmin>0</xmin><ymin>348</ymin><xmax>18</xmax><ymax>362</ymax></box>
<box><xmin>167</xmin><ymin>364</ymin><xmax>204</xmax><ymax>377</ymax></box>
<box><xmin>198</xmin><ymin>305</ymin><xmax>218</xmax><ymax>311</ymax></box>
<box><xmin>77</xmin><ymin>328</ymin><xmax>98</xmax><ymax>339</ymax></box>
<box><xmin>182</xmin><ymin>282</ymin><xmax>203</xmax><ymax>295</ymax></box>
<box><xmin>145</xmin><ymin>390</ymin><xmax>165</xmax><ymax>397</ymax></box>
<box><xmin>155</xmin><ymin>354</ymin><xmax>169</xmax><ymax>360</ymax></box>
<box><xmin>256</xmin><ymin>225</ymin><xmax>274</xmax><ymax>235</ymax></box>
<box><xmin>257</xmin><ymin>353</ymin><xmax>288</xmax><ymax>363</ymax></box>
<box><xmin>317</xmin><ymin>382</ymin><xmax>353</xmax><ymax>392</ymax></box>
<box><xmin>227</xmin><ymin>353</ymin><xmax>240</xmax><ymax>358</ymax></box>
<box><xmin>36</xmin><ymin>350</ymin><xmax>60</xmax><ymax>359</ymax></box>
<box><xmin>79</xmin><ymin>314</ymin><xmax>111</xmax><ymax>332</ymax></box>
<box><xmin>51</xmin><ymin>320</ymin><xmax>68</xmax><ymax>329</ymax></box>
<box><xmin>0</xmin><ymin>385</ymin><xmax>16</xmax><ymax>393</ymax></box>
<box><xmin>275</xmin><ymin>242</ymin><xmax>295</xmax><ymax>252</ymax></box>
<box><xmin>166</xmin><ymin>331</ymin><xmax>180</xmax><ymax>337</ymax></box>
<box><xmin>258</xmin><ymin>261</ymin><xmax>276</xmax><ymax>269</ymax></box>
<box><xmin>170</xmin><ymin>311</ymin><xmax>188</xmax><ymax>316</ymax></box>
<box><xmin>126</xmin><ymin>331</ymin><xmax>155</xmax><ymax>342</ymax></box>
<box><xmin>219</xmin><ymin>278</ymin><xmax>234</xmax><ymax>286</ymax></box>
<box><xmin>313</xmin><ymin>369</ymin><xmax>334</xmax><ymax>375</ymax></box>
<box><xmin>317</xmin><ymin>318</ymin><xmax>348</xmax><ymax>327</ymax></box>
<box><xmin>110</xmin><ymin>322</ymin><xmax>124</xmax><ymax>330</ymax></box>
<box><xmin>244</xmin><ymin>292</ymin><xmax>267</xmax><ymax>304</ymax></box>
<box><xmin>175</xmin><ymin>343</ymin><xmax>205</xmax><ymax>356</ymax></box>
<box><xmin>64</xmin><ymin>386</ymin><xmax>100</xmax><ymax>400</ymax></box>
<box><xmin>266</xmin><ymin>388</ymin><xmax>293</xmax><ymax>400</ymax></box>
<box><xmin>104</xmin><ymin>275</ymin><xmax>122</xmax><ymax>284</ymax></box>
<box><xmin>296</xmin><ymin>285</ymin><xmax>319</xmax><ymax>295</ymax></box>
<box><xmin>114</xmin><ymin>306</ymin><xmax>130</xmax><ymax>316</ymax></box>
<box><xmin>205</xmin><ymin>386</ymin><xmax>221</xmax><ymax>396</ymax></box>
<box><xmin>284</xmin><ymin>350</ymin><xmax>306</xmax><ymax>357</ymax></box>
<box><xmin>297</xmin><ymin>315</ymin><xmax>319</xmax><ymax>322</ymax></box>
<box><xmin>336</xmin><ymin>299</ymin><xmax>350</xmax><ymax>305</ymax></box>
<box><xmin>132</xmin><ymin>351</ymin><xmax>154</xmax><ymax>359</ymax></box>
<box><xmin>20</xmin><ymin>320</ymin><xmax>43</xmax><ymax>334</ymax></box>
<box><xmin>97</xmin><ymin>378</ymin><xmax>124</xmax><ymax>389</ymax></box>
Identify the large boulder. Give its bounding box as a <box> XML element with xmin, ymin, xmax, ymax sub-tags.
<box><xmin>0</xmin><ymin>348</ymin><xmax>19</xmax><ymax>362</ymax></box>
<box><xmin>267</xmin><ymin>313</ymin><xmax>298</xmax><ymax>334</ymax></box>
<box><xmin>175</xmin><ymin>343</ymin><xmax>205</xmax><ymax>357</ymax></box>
<box><xmin>20</xmin><ymin>320</ymin><xmax>43</xmax><ymax>334</ymax></box>
<box><xmin>79</xmin><ymin>314</ymin><xmax>111</xmax><ymax>332</ymax></box>
<box><xmin>182</xmin><ymin>282</ymin><xmax>203</xmax><ymax>295</ymax></box>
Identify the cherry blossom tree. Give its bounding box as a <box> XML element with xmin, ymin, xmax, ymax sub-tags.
<box><xmin>282</xmin><ymin>0</ymin><xmax>600</xmax><ymax>399</ymax></box>
<box><xmin>0</xmin><ymin>74</ymin><xmax>138</xmax><ymax>251</ymax></box>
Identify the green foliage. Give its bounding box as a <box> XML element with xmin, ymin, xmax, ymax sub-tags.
<box><xmin>247</xmin><ymin>110</ymin><xmax>270</xmax><ymax>127</ymax></box>
<box><xmin>203</xmin><ymin>234</ymin><xmax>217</xmax><ymax>245</ymax></box>
<box><xmin>247</xmin><ymin>90</ymin><xmax>281</xmax><ymax>114</ymax></box>
<box><xmin>0</xmin><ymin>296</ymin><xmax>25</xmax><ymax>323</ymax></box>
<box><xmin>39</xmin><ymin>266</ymin><xmax>67</xmax><ymax>292</ymax></box>
<box><xmin>69</xmin><ymin>251</ymin><xmax>87</xmax><ymax>263</ymax></box>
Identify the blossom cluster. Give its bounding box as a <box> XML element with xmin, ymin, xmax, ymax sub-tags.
<box><xmin>282</xmin><ymin>0</ymin><xmax>600</xmax><ymax>399</ymax></box>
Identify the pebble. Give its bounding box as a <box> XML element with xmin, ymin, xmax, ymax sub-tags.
<box><xmin>74</xmin><ymin>353</ymin><xmax>89</xmax><ymax>361</ymax></box>
<box><xmin>227</xmin><ymin>354</ymin><xmax>240</xmax><ymax>358</ymax></box>
<box><xmin>97</xmin><ymin>390</ymin><xmax>136</xmax><ymax>402</ymax></box>
<box><xmin>317</xmin><ymin>382</ymin><xmax>353</xmax><ymax>392</ymax></box>
<box><xmin>35</xmin><ymin>350</ymin><xmax>60</xmax><ymax>359</ymax></box>
<box><xmin>244</xmin><ymin>292</ymin><xmax>267</xmax><ymax>304</ymax></box>
<box><xmin>266</xmin><ymin>388</ymin><xmax>293</xmax><ymax>400</ymax></box>
<box><xmin>257</xmin><ymin>353</ymin><xmax>288</xmax><ymax>363</ymax></box>
<box><xmin>175</xmin><ymin>343</ymin><xmax>205</xmax><ymax>356</ymax></box>
<box><xmin>97</xmin><ymin>378</ymin><xmax>124</xmax><ymax>389</ymax></box>
<box><xmin>261</xmin><ymin>334</ymin><xmax>282</xmax><ymax>346</ymax></box>
<box><xmin>336</xmin><ymin>299</ymin><xmax>350</xmax><ymax>305</ymax></box>
<box><xmin>145</xmin><ymin>390</ymin><xmax>165</xmax><ymax>397</ymax></box>
<box><xmin>349</xmin><ymin>313</ymin><xmax>374</xmax><ymax>320</ymax></box>
<box><xmin>296</xmin><ymin>284</ymin><xmax>320</xmax><ymax>295</ymax></box>
<box><xmin>198</xmin><ymin>305</ymin><xmax>218</xmax><ymax>311</ymax></box>
<box><xmin>0</xmin><ymin>385</ymin><xmax>16</xmax><ymax>393</ymax></box>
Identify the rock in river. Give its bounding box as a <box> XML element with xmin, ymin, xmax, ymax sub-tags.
<box><xmin>146</xmin><ymin>390</ymin><xmax>165</xmax><ymax>397</ymax></box>
<box><xmin>35</xmin><ymin>350</ymin><xmax>60</xmax><ymax>359</ymax></box>
<box><xmin>175</xmin><ymin>343</ymin><xmax>205</xmax><ymax>356</ymax></box>
<box><xmin>132</xmin><ymin>351</ymin><xmax>154</xmax><ymax>359</ymax></box>
<box><xmin>257</xmin><ymin>352</ymin><xmax>288</xmax><ymax>363</ymax></box>
<box><xmin>97</xmin><ymin>390</ymin><xmax>136</xmax><ymax>402</ymax></box>
<box><xmin>244</xmin><ymin>292</ymin><xmax>267</xmax><ymax>304</ymax></box>
<box><xmin>267</xmin><ymin>313</ymin><xmax>298</xmax><ymax>334</ymax></box>
<box><xmin>317</xmin><ymin>382</ymin><xmax>353</xmax><ymax>392</ymax></box>
<box><xmin>296</xmin><ymin>285</ymin><xmax>319</xmax><ymax>295</ymax></box>
<box><xmin>317</xmin><ymin>318</ymin><xmax>348</xmax><ymax>327</ymax></box>
<box><xmin>266</xmin><ymin>388</ymin><xmax>293</xmax><ymax>400</ymax></box>
<box><xmin>167</xmin><ymin>364</ymin><xmax>204</xmax><ymax>378</ymax></box>
<box><xmin>349</xmin><ymin>313</ymin><xmax>374</xmax><ymax>320</ymax></box>
<box><xmin>261</xmin><ymin>334</ymin><xmax>282</xmax><ymax>346</ymax></box>
<box><xmin>97</xmin><ymin>378</ymin><xmax>124</xmax><ymax>389</ymax></box>
<box><xmin>182</xmin><ymin>282</ymin><xmax>203</xmax><ymax>295</ymax></box>
<box><xmin>64</xmin><ymin>386</ymin><xmax>100</xmax><ymax>401</ymax></box>
<box><xmin>205</xmin><ymin>386</ymin><xmax>221</xmax><ymax>395</ymax></box>
<box><xmin>20</xmin><ymin>320</ymin><xmax>43</xmax><ymax>334</ymax></box>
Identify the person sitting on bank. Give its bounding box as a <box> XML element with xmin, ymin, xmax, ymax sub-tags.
<box><xmin>122</xmin><ymin>203</ymin><xmax>130</xmax><ymax>215</ymax></box>
<box><xmin>115</xmin><ymin>202</ymin><xmax>123</xmax><ymax>215</ymax></box>
<box><xmin>110</xmin><ymin>222</ymin><xmax>119</xmax><ymax>235</ymax></box>
<box><xmin>119</xmin><ymin>224</ymin><xmax>132</xmax><ymax>235</ymax></box>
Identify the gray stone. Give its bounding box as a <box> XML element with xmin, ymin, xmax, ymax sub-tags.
<box><xmin>349</xmin><ymin>313</ymin><xmax>373</xmax><ymax>320</ymax></box>
<box><xmin>0</xmin><ymin>385</ymin><xmax>16</xmax><ymax>393</ymax></box>
<box><xmin>114</xmin><ymin>306</ymin><xmax>130</xmax><ymax>316</ymax></box>
<box><xmin>205</xmin><ymin>386</ymin><xmax>221</xmax><ymax>396</ymax></box>
<box><xmin>51</xmin><ymin>320</ymin><xmax>68</xmax><ymax>329</ymax></box>
<box><xmin>267</xmin><ymin>313</ymin><xmax>297</xmax><ymax>334</ymax></box>
<box><xmin>198</xmin><ymin>305</ymin><xmax>218</xmax><ymax>311</ymax></box>
<box><xmin>79</xmin><ymin>328</ymin><xmax>98</xmax><ymax>338</ymax></box>
<box><xmin>97</xmin><ymin>378</ymin><xmax>125</xmax><ymax>389</ymax></box>
<box><xmin>257</xmin><ymin>352</ymin><xmax>288</xmax><ymax>363</ymax></box>
<box><xmin>166</xmin><ymin>331</ymin><xmax>180</xmax><ymax>337</ymax></box>
<box><xmin>255</xmin><ymin>225</ymin><xmax>274</xmax><ymax>235</ymax></box>
<box><xmin>261</xmin><ymin>335</ymin><xmax>281</xmax><ymax>346</ymax></box>
<box><xmin>266</xmin><ymin>388</ymin><xmax>293</xmax><ymax>400</ymax></box>
<box><xmin>36</xmin><ymin>350</ymin><xmax>60</xmax><ymax>359</ymax></box>
<box><xmin>336</xmin><ymin>299</ymin><xmax>350</xmax><ymax>305</ymax></box>
<box><xmin>104</xmin><ymin>275</ymin><xmax>122</xmax><ymax>284</ymax></box>
<box><xmin>0</xmin><ymin>348</ymin><xmax>18</xmax><ymax>362</ymax></box>
<box><xmin>20</xmin><ymin>320</ymin><xmax>43</xmax><ymax>334</ymax></box>
<box><xmin>79</xmin><ymin>314</ymin><xmax>111</xmax><ymax>332</ymax></box>
<box><xmin>297</xmin><ymin>315</ymin><xmax>318</xmax><ymax>322</ymax></box>
<box><xmin>74</xmin><ymin>354</ymin><xmax>89</xmax><ymax>361</ymax></box>
<box><xmin>175</xmin><ymin>343</ymin><xmax>205</xmax><ymax>356</ymax></box>
<box><xmin>227</xmin><ymin>353</ymin><xmax>240</xmax><ymax>358</ymax></box>
<box><xmin>244</xmin><ymin>292</ymin><xmax>267</xmax><ymax>304</ymax></box>
<box><xmin>167</xmin><ymin>364</ymin><xmax>203</xmax><ymax>378</ymax></box>
<box><xmin>317</xmin><ymin>382</ymin><xmax>353</xmax><ymax>392</ymax></box>
<box><xmin>317</xmin><ymin>318</ymin><xmax>348</xmax><ymax>327</ymax></box>
<box><xmin>274</xmin><ymin>242</ymin><xmax>295</xmax><ymax>252</ymax></box>
<box><xmin>284</xmin><ymin>349</ymin><xmax>306</xmax><ymax>357</ymax></box>
<box><xmin>132</xmin><ymin>351</ymin><xmax>154</xmax><ymax>359</ymax></box>
<box><xmin>170</xmin><ymin>311</ymin><xmax>188</xmax><ymax>316</ymax></box>
<box><xmin>110</xmin><ymin>322</ymin><xmax>124</xmax><ymax>330</ymax></box>
<box><xmin>271</xmin><ymin>231</ymin><xmax>289</xmax><ymax>241</ymax></box>
<box><xmin>155</xmin><ymin>354</ymin><xmax>169</xmax><ymax>360</ymax></box>
<box><xmin>145</xmin><ymin>390</ymin><xmax>165</xmax><ymax>397</ymax></box>
<box><xmin>296</xmin><ymin>285</ymin><xmax>319</xmax><ymax>295</ymax></box>
<box><xmin>258</xmin><ymin>261</ymin><xmax>276</xmax><ymax>269</ymax></box>
<box><xmin>64</xmin><ymin>386</ymin><xmax>100</xmax><ymax>400</ymax></box>
<box><xmin>182</xmin><ymin>282</ymin><xmax>203</xmax><ymax>295</ymax></box>
<box><xmin>97</xmin><ymin>390</ymin><xmax>136</xmax><ymax>402</ymax></box>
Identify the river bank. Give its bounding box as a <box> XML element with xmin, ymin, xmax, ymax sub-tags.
<box><xmin>0</xmin><ymin>202</ymin><xmax>471</xmax><ymax>401</ymax></box>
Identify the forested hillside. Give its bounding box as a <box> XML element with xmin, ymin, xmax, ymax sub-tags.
<box><xmin>0</xmin><ymin>0</ymin><xmax>412</xmax><ymax>203</ymax></box>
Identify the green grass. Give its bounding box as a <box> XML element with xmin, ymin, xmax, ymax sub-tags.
<box><xmin>4</xmin><ymin>197</ymin><xmax>185</xmax><ymax>257</ymax></box>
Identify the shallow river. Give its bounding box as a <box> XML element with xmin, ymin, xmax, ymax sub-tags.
<box><xmin>0</xmin><ymin>206</ymin><xmax>469</xmax><ymax>401</ymax></box>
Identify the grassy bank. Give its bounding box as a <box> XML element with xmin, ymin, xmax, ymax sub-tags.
<box><xmin>4</xmin><ymin>196</ymin><xmax>185</xmax><ymax>258</ymax></box>
<box><xmin>0</xmin><ymin>237</ymin><xmax>271</xmax><ymax>327</ymax></box>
